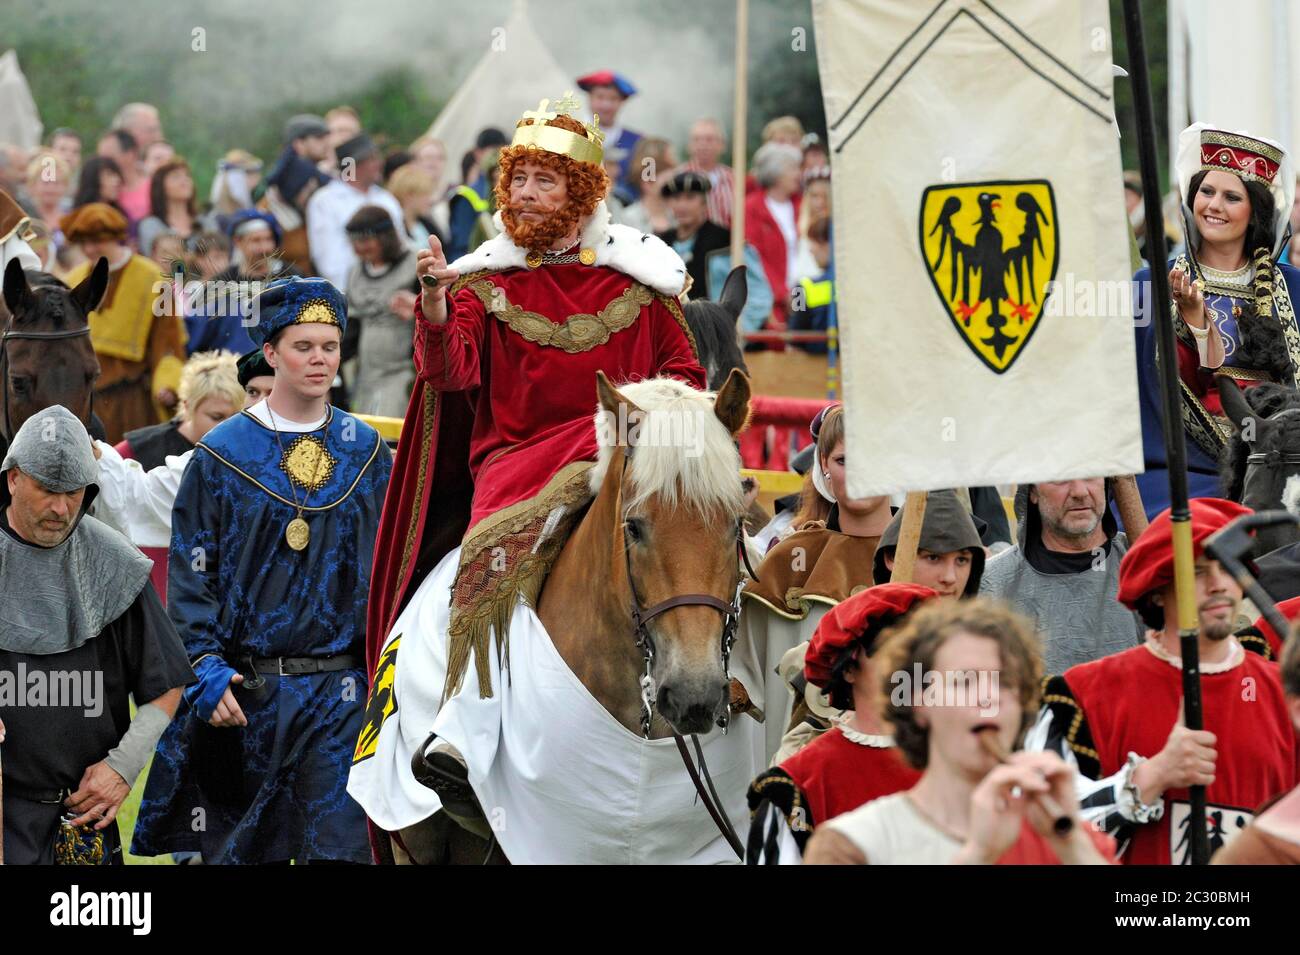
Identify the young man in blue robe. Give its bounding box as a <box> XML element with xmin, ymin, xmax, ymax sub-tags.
<box><xmin>131</xmin><ymin>277</ymin><xmax>392</xmax><ymax>864</ymax></box>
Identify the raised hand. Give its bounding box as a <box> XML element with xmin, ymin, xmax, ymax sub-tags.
<box><xmin>416</xmin><ymin>234</ymin><xmax>459</xmax><ymax>324</ymax></box>
<box><xmin>1169</xmin><ymin>267</ymin><xmax>1207</xmax><ymax>327</ymax></box>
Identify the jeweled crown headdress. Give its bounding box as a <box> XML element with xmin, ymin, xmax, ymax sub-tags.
<box><xmin>1200</xmin><ymin>129</ymin><xmax>1282</xmax><ymax>186</ymax></box>
<box><xmin>510</xmin><ymin>91</ymin><xmax>605</xmax><ymax>167</ymax></box>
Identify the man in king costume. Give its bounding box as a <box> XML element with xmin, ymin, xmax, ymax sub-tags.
<box><xmin>130</xmin><ymin>277</ymin><xmax>392</xmax><ymax>864</ymax></box>
<box><xmin>351</xmin><ymin>94</ymin><xmax>708</xmax><ymax>855</ymax></box>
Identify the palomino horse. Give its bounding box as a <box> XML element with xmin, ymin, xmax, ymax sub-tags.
<box><xmin>1</xmin><ymin>257</ymin><xmax>106</xmax><ymax>455</ymax></box>
<box><xmin>539</xmin><ymin>368</ymin><xmax>752</xmax><ymax>737</ymax></box>
<box><xmin>1218</xmin><ymin>377</ymin><xmax>1300</xmax><ymax>555</ymax></box>
<box><xmin>388</xmin><ymin>369</ymin><xmax>755</xmax><ymax>864</ymax></box>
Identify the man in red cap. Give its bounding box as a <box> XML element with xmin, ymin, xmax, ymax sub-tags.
<box><xmin>745</xmin><ymin>583</ymin><xmax>933</xmax><ymax>863</ymax></box>
<box><xmin>1031</xmin><ymin>498</ymin><xmax>1298</xmax><ymax>864</ymax></box>
<box><xmin>576</xmin><ymin>70</ymin><xmax>642</xmax><ymax>203</ymax></box>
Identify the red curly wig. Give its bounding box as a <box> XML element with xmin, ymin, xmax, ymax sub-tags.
<box><xmin>495</xmin><ymin>114</ymin><xmax>610</xmax><ymax>254</ymax></box>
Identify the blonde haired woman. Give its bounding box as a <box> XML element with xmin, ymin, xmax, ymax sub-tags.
<box><xmin>113</xmin><ymin>350</ymin><xmax>244</xmax><ymax>600</ymax></box>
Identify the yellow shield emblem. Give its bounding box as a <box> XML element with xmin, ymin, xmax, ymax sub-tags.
<box><xmin>919</xmin><ymin>180</ymin><xmax>1059</xmax><ymax>373</ymax></box>
<box><xmin>353</xmin><ymin>635</ymin><xmax>401</xmax><ymax>764</ymax></box>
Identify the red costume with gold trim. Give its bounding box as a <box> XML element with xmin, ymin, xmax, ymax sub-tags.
<box><xmin>1057</xmin><ymin>642</ymin><xmax>1297</xmax><ymax>864</ymax></box>
<box><xmin>366</xmin><ymin>97</ymin><xmax>704</xmax><ymax>676</ymax></box>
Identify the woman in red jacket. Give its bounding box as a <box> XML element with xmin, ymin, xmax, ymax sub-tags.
<box><xmin>744</xmin><ymin>142</ymin><xmax>803</xmax><ymax>332</ymax></box>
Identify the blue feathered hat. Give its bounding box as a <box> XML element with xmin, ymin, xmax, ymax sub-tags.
<box><xmin>248</xmin><ymin>276</ymin><xmax>346</xmax><ymax>348</ymax></box>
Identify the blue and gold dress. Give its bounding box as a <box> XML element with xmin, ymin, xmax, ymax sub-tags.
<box><xmin>1132</xmin><ymin>253</ymin><xmax>1300</xmax><ymax>516</ymax></box>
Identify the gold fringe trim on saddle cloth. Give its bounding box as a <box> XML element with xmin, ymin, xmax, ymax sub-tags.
<box><xmin>443</xmin><ymin>461</ymin><xmax>595</xmax><ymax>702</ymax></box>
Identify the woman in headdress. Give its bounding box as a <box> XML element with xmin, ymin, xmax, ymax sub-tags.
<box><xmin>1133</xmin><ymin>125</ymin><xmax>1300</xmax><ymax>514</ymax></box>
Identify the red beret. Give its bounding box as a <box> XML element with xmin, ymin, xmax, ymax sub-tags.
<box><xmin>1116</xmin><ymin>497</ymin><xmax>1253</xmax><ymax>609</ymax></box>
<box><xmin>805</xmin><ymin>583</ymin><xmax>937</xmax><ymax>689</ymax></box>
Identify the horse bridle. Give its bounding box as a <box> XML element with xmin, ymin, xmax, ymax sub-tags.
<box><xmin>0</xmin><ymin>324</ymin><xmax>95</xmax><ymax>440</ymax></box>
<box><xmin>618</xmin><ymin>451</ymin><xmax>759</xmax><ymax>859</ymax></box>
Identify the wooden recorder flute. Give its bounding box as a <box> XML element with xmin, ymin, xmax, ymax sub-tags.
<box><xmin>975</xmin><ymin>727</ymin><xmax>1073</xmax><ymax>836</ymax></box>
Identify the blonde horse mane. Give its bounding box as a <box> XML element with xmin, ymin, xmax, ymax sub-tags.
<box><xmin>588</xmin><ymin>376</ymin><xmax>745</xmax><ymax>519</ymax></box>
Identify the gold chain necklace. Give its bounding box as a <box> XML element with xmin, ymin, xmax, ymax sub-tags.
<box><xmin>267</xmin><ymin>403</ymin><xmax>327</xmax><ymax>551</ymax></box>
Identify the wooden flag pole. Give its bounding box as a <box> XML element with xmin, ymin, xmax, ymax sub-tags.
<box><xmin>1122</xmin><ymin>0</ymin><xmax>1208</xmax><ymax>865</ymax></box>
<box><xmin>888</xmin><ymin>492</ymin><xmax>928</xmax><ymax>583</ymax></box>
<box><xmin>729</xmin><ymin>0</ymin><xmax>750</xmax><ymax>269</ymax></box>
<box><xmin>1112</xmin><ymin>474</ymin><xmax>1149</xmax><ymax>540</ymax></box>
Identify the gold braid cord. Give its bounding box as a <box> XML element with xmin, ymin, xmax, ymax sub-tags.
<box><xmin>463</xmin><ymin>277</ymin><xmax>653</xmax><ymax>354</ymax></box>
<box><xmin>443</xmin><ymin>461</ymin><xmax>595</xmax><ymax>701</ymax></box>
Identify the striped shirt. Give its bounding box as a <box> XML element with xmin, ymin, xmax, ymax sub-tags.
<box><xmin>676</xmin><ymin>161</ymin><xmax>736</xmax><ymax>229</ymax></box>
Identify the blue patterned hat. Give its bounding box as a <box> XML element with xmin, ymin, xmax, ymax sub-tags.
<box><xmin>248</xmin><ymin>276</ymin><xmax>347</xmax><ymax>348</ymax></box>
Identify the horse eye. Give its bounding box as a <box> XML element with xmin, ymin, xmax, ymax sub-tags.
<box><xmin>624</xmin><ymin>518</ymin><xmax>644</xmax><ymax>544</ymax></box>
<box><xmin>10</xmin><ymin>376</ymin><xmax>31</xmax><ymax>396</ymax></box>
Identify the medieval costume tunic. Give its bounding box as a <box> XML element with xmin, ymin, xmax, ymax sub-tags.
<box><xmin>746</xmin><ymin>583</ymin><xmax>934</xmax><ymax>863</ymax></box>
<box><xmin>734</xmin><ymin>507</ymin><xmax>882</xmax><ymax>762</ymax></box>
<box><xmin>130</xmin><ymin>280</ymin><xmax>392</xmax><ymax>864</ymax></box>
<box><xmin>1030</xmin><ymin>499</ymin><xmax>1299</xmax><ymax>863</ymax></box>
<box><xmin>980</xmin><ymin>482</ymin><xmax>1143</xmax><ymax>674</ymax></box>
<box><xmin>1037</xmin><ymin>638</ymin><xmax>1295</xmax><ymax>864</ymax></box>
<box><xmin>61</xmin><ymin>208</ymin><xmax>187</xmax><ymax>445</ymax></box>
<box><xmin>1132</xmin><ymin>125</ymin><xmax>1300</xmax><ymax>516</ymax></box>
<box><xmin>364</xmin><ymin>198</ymin><xmax>703</xmax><ymax>681</ymax></box>
<box><xmin>0</xmin><ymin>407</ymin><xmax>193</xmax><ymax>865</ymax></box>
<box><xmin>820</xmin><ymin>792</ymin><xmax>1116</xmax><ymax>865</ymax></box>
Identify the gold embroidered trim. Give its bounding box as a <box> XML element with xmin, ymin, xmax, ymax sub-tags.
<box><xmin>443</xmin><ymin>461</ymin><xmax>596</xmax><ymax>700</ymax></box>
<box><xmin>1041</xmin><ymin>691</ymin><xmax>1101</xmax><ymax>762</ymax></box>
<box><xmin>197</xmin><ymin>430</ymin><xmax>381</xmax><ymax>511</ymax></box>
<box><xmin>464</xmin><ymin>278</ymin><xmax>653</xmax><ymax>354</ymax></box>
<box><xmin>278</xmin><ymin>434</ymin><xmax>338</xmax><ymax>491</ymax></box>
<box><xmin>395</xmin><ymin>386</ymin><xmax>437</xmax><ymax>593</ymax></box>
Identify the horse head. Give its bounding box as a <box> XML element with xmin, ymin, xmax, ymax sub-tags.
<box><xmin>589</xmin><ymin>368</ymin><xmax>751</xmax><ymax>736</ymax></box>
<box><xmin>1</xmin><ymin>257</ymin><xmax>105</xmax><ymax>443</ymax></box>
<box><xmin>1218</xmin><ymin>376</ymin><xmax>1300</xmax><ymax>554</ymax></box>
<box><xmin>681</xmin><ymin>266</ymin><xmax>749</xmax><ymax>391</ymax></box>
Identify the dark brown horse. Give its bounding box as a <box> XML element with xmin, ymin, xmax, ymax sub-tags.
<box><xmin>1218</xmin><ymin>376</ymin><xmax>1300</xmax><ymax>555</ymax></box>
<box><xmin>1</xmin><ymin>257</ymin><xmax>106</xmax><ymax>455</ymax></box>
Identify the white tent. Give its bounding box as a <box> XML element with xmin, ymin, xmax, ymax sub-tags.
<box><xmin>425</xmin><ymin>0</ymin><xmax>571</xmax><ymax>171</ymax></box>
<box><xmin>1168</xmin><ymin>0</ymin><xmax>1300</xmax><ymax>171</ymax></box>
<box><xmin>0</xmin><ymin>50</ymin><xmax>43</xmax><ymax>148</ymax></box>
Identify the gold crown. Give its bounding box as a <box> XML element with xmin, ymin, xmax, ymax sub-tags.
<box><xmin>511</xmin><ymin>91</ymin><xmax>604</xmax><ymax>166</ymax></box>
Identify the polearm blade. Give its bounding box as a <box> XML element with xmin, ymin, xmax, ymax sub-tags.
<box><xmin>1121</xmin><ymin>0</ymin><xmax>1209</xmax><ymax>866</ymax></box>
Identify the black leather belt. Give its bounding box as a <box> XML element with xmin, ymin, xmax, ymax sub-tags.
<box><xmin>5</xmin><ymin>784</ymin><xmax>71</xmax><ymax>805</ymax></box>
<box><xmin>249</xmin><ymin>654</ymin><xmax>360</xmax><ymax>676</ymax></box>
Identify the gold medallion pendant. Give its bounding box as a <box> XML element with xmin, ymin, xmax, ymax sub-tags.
<box><xmin>579</xmin><ymin>247</ymin><xmax>596</xmax><ymax>266</ymax></box>
<box><xmin>525</xmin><ymin>251</ymin><xmax>543</xmax><ymax>269</ymax></box>
<box><xmin>286</xmin><ymin>517</ymin><xmax>310</xmax><ymax>551</ymax></box>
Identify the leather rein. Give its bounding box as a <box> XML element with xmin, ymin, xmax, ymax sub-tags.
<box><xmin>618</xmin><ymin>451</ymin><xmax>759</xmax><ymax>860</ymax></box>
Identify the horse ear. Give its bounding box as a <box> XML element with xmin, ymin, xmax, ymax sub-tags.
<box><xmin>69</xmin><ymin>256</ymin><xmax>110</xmax><ymax>316</ymax></box>
<box><xmin>718</xmin><ymin>266</ymin><xmax>747</xmax><ymax>319</ymax></box>
<box><xmin>714</xmin><ymin>367</ymin><xmax>752</xmax><ymax>436</ymax></box>
<box><xmin>1217</xmin><ymin>376</ymin><xmax>1258</xmax><ymax>437</ymax></box>
<box><xmin>3</xmin><ymin>257</ymin><xmax>34</xmax><ymax>318</ymax></box>
<box><xmin>595</xmin><ymin>370</ymin><xmax>642</xmax><ymax>418</ymax></box>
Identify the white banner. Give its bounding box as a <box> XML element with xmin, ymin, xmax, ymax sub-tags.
<box><xmin>813</xmin><ymin>0</ymin><xmax>1142</xmax><ymax>496</ymax></box>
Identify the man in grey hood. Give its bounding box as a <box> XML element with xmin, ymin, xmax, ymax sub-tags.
<box><xmin>0</xmin><ymin>405</ymin><xmax>193</xmax><ymax>864</ymax></box>
<box><xmin>980</xmin><ymin>479</ymin><xmax>1143</xmax><ymax>674</ymax></box>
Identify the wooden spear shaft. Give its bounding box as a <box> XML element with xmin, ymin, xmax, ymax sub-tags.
<box><xmin>889</xmin><ymin>492</ymin><xmax>928</xmax><ymax>583</ymax></box>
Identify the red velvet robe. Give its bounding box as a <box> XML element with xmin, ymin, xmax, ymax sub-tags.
<box><xmin>365</xmin><ymin>261</ymin><xmax>705</xmax><ymax>673</ymax></box>
<box><xmin>1064</xmin><ymin>643</ymin><xmax>1298</xmax><ymax>865</ymax></box>
<box><xmin>779</xmin><ymin>727</ymin><xmax>920</xmax><ymax>827</ymax></box>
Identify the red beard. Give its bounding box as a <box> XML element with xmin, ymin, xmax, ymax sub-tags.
<box><xmin>500</xmin><ymin>201</ymin><xmax>584</xmax><ymax>255</ymax></box>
